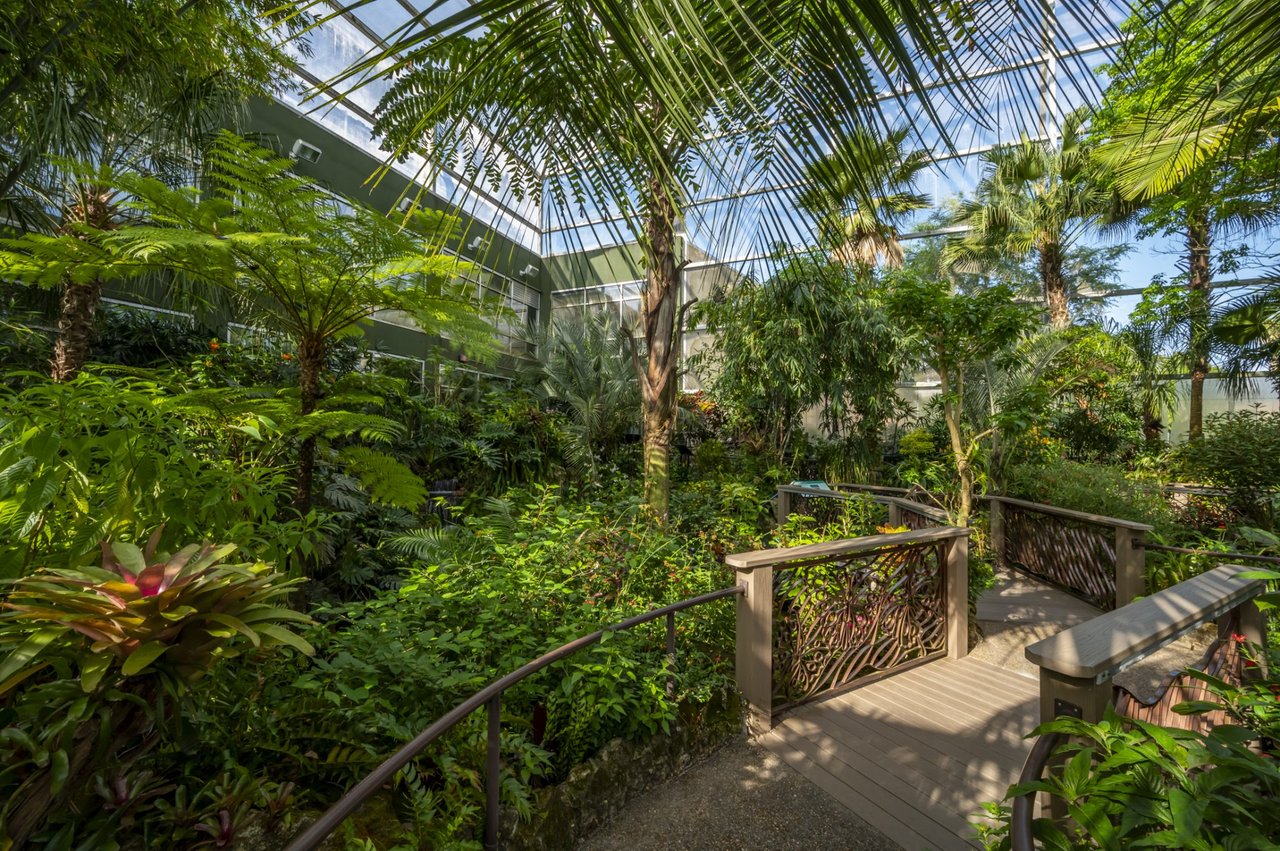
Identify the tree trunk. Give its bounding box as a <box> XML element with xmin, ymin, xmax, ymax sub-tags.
<box><xmin>50</xmin><ymin>185</ymin><xmax>115</xmax><ymax>381</ymax></box>
<box><xmin>938</xmin><ymin>367</ymin><xmax>972</xmax><ymax>527</ymax></box>
<box><xmin>1039</xmin><ymin>240</ymin><xmax>1070</xmax><ymax>331</ymax></box>
<box><xmin>639</xmin><ymin>174</ymin><xmax>680</xmax><ymax>523</ymax></box>
<box><xmin>293</xmin><ymin>335</ymin><xmax>325</xmax><ymax>514</ymax></box>
<box><xmin>49</xmin><ymin>279</ymin><xmax>102</xmax><ymax>381</ymax></box>
<box><xmin>1187</xmin><ymin>210</ymin><xmax>1211</xmax><ymax>441</ymax></box>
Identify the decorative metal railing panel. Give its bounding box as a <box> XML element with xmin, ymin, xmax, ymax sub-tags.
<box><xmin>785</xmin><ymin>490</ymin><xmax>889</xmax><ymax>529</ymax></box>
<box><xmin>899</xmin><ymin>502</ymin><xmax>946</xmax><ymax>531</ymax></box>
<box><xmin>771</xmin><ymin>540</ymin><xmax>947</xmax><ymax>707</ymax></box>
<box><xmin>1004</xmin><ymin>504</ymin><xmax>1117</xmax><ymax>610</ymax></box>
<box><xmin>1114</xmin><ymin>623</ymin><xmax>1245</xmax><ymax>735</ymax></box>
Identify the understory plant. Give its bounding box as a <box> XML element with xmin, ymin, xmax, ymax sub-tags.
<box><xmin>0</xmin><ymin>537</ymin><xmax>311</xmax><ymax>847</ymax></box>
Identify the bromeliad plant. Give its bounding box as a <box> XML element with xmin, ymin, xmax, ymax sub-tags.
<box><xmin>0</xmin><ymin>535</ymin><xmax>312</xmax><ymax>847</ymax></box>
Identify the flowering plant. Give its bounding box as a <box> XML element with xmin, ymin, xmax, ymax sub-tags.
<box><xmin>0</xmin><ymin>534</ymin><xmax>311</xmax><ymax>695</ymax></box>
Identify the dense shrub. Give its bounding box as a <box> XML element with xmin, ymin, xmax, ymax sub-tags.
<box><xmin>1005</xmin><ymin>459</ymin><xmax>1177</xmax><ymax>537</ymax></box>
<box><xmin>184</xmin><ymin>485</ymin><xmax>743</xmax><ymax>848</ymax></box>
<box><xmin>1172</xmin><ymin>407</ymin><xmax>1280</xmax><ymax>527</ymax></box>
<box><xmin>980</xmin><ymin>638</ymin><xmax>1280</xmax><ymax>848</ymax></box>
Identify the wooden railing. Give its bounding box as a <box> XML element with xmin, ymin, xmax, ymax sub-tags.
<box><xmin>1013</xmin><ymin>564</ymin><xmax>1269</xmax><ymax>850</ymax></box>
<box><xmin>727</xmin><ymin>526</ymin><xmax>970</xmax><ymax>733</ymax></box>
<box><xmin>989</xmin><ymin>496</ymin><xmax>1151</xmax><ymax>611</ymax></box>
<box><xmin>775</xmin><ymin>484</ymin><xmax>949</xmax><ymax>531</ymax></box>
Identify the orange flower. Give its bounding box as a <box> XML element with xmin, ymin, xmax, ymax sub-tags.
<box><xmin>281</xmin><ymin>352</ymin><xmax>293</xmax><ymax>361</ymax></box>
<box><xmin>209</xmin><ymin>339</ymin><xmax>220</xmax><ymax>351</ymax></box>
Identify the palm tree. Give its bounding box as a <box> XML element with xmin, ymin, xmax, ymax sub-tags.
<box><xmin>1215</xmin><ymin>286</ymin><xmax>1280</xmax><ymax>401</ymax></box>
<box><xmin>946</xmin><ymin>110</ymin><xmax>1122</xmax><ymax>331</ymax></box>
<box><xmin>521</xmin><ymin>310</ymin><xmax>640</xmax><ymax>481</ymax></box>
<box><xmin>1117</xmin><ymin>320</ymin><xmax>1181</xmax><ymax>442</ymax></box>
<box><xmin>798</xmin><ymin>127</ymin><xmax>930</xmax><ymax>272</ymax></box>
<box><xmin>1093</xmin><ymin>1</ymin><xmax>1279</xmax><ymax>438</ymax></box>
<box><xmin>0</xmin><ymin>2</ymin><xmax>297</xmax><ymax>382</ymax></box>
<box><xmin>338</xmin><ymin>0</ymin><xmax>1107</xmax><ymax>521</ymax></box>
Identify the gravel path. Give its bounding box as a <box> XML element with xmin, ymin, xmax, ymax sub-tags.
<box><xmin>577</xmin><ymin>738</ymin><xmax>902</xmax><ymax>851</ymax></box>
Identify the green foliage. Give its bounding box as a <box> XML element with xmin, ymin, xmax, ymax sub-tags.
<box><xmin>1173</xmin><ymin>407</ymin><xmax>1280</xmax><ymax>527</ymax></box>
<box><xmin>189</xmin><ymin>484</ymin><xmax>741</xmax><ymax>848</ymax></box>
<box><xmin>885</xmin><ymin>271</ymin><xmax>1033</xmax><ymax>523</ymax></box>
<box><xmin>690</xmin><ymin>253</ymin><xmax>907</xmax><ymax>469</ymax></box>
<box><xmin>520</xmin><ymin>310</ymin><xmax>637</xmax><ymax>483</ymax></box>
<box><xmin>1005</xmin><ymin>460</ymin><xmax>1177</xmax><ymax>535</ymax></box>
<box><xmin>0</xmin><ymin>536</ymin><xmax>309</xmax><ymax>846</ymax></box>
<box><xmin>946</xmin><ymin>109</ymin><xmax>1126</xmax><ymax>329</ymax></box>
<box><xmin>0</xmin><ymin>372</ymin><xmax>315</xmax><ymax>574</ymax></box>
<box><xmin>982</xmin><ymin>642</ymin><xmax>1280</xmax><ymax>849</ymax></box>
<box><xmin>799</xmin><ymin>126</ymin><xmax>930</xmax><ymax>270</ymax></box>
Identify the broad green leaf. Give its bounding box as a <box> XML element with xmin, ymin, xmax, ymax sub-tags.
<box><xmin>121</xmin><ymin>642</ymin><xmax>168</xmax><ymax>676</ymax></box>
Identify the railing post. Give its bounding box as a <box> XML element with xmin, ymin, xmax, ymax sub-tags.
<box><xmin>734</xmin><ymin>564</ymin><xmax>773</xmax><ymax>735</ymax></box>
<box><xmin>945</xmin><ymin>532</ymin><xmax>969</xmax><ymax>659</ymax></box>
<box><xmin>989</xmin><ymin>497</ymin><xmax>1006</xmax><ymax>570</ymax></box>
<box><xmin>1114</xmin><ymin>526</ymin><xmax>1145</xmax><ymax>609</ymax></box>
<box><xmin>887</xmin><ymin>498</ymin><xmax>903</xmax><ymax>528</ymax></box>
<box><xmin>775</xmin><ymin>488</ymin><xmax>793</xmax><ymax>525</ymax></box>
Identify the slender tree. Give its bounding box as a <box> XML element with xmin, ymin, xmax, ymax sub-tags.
<box><xmin>1094</xmin><ymin>3</ymin><xmax>1279</xmax><ymax>438</ymax></box>
<box><xmin>885</xmin><ymin>273</ymin><xmax>1032</xmax><ymax>525</ymax></box>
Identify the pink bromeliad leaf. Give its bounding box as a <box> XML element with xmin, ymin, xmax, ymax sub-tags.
<box><xmin>133</xmin><ymin>563</ymin><xmax>169</xmax><ymax>598</ymax></box>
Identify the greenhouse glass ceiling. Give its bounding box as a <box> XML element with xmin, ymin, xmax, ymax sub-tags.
<box><xmin>287</xmin><ymin>0</ymin><xmax>1263</xmax><ymax>299</ymax></box>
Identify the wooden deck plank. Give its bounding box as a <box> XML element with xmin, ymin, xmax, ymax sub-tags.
<box><xmin>850</xmin><ymin>671</ymin><xmax>1038</xmax><ymax>755</ymax></box>
<box><xmin>760</xmin><ymin>728</ymin><xmax>944</xmax><ymax>851</ymax></box>
<box><xmin>763</xmin><ymin>724</ymin><xmax>977</xmax><ymax>850</ymax></box>
<box><xmin>764</xmin><ymin>657</ymin><xmax>1039</xmax><ymax>849</ymax></box>
<box><xmin>756</xmin><ymin>566</ymin><xmax>1094</xmax><ymax>849</ymax></box>
<box><xmin>805</xmin><ymin>692</ymin><xmax>1022</xmax><ymax>792</ymax></box>
<box><xmin>782</xmin><ymin>709</ymin><xmax>1011</xmax><ymax>827</ymax></box>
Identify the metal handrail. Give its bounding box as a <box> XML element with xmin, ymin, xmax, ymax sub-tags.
<box><xmin>1010</xmin><ymin>731</ymin><xmax>1067</xmax><ymax>851</ymax></box>
<box><xmin>282</xmin><ymin>585</ymin><xmax>745</xmax><ymax>851</ymax></box>
<box><xmin>1139</xmin><ymin>541</ymin><xmax>1280</xmax><ymax>566</ymax></box>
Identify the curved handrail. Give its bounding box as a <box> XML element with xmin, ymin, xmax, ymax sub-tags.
<box><xmin>1010</xmin><ymin>731</ymin><xmax>1067</xmax><ymax>851</ymax></box>
<box><xmin>283</xmin><ymin>585</ymin><xmax>744</xmax><ymax>851</ymax></box>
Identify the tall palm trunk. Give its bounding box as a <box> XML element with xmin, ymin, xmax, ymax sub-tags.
<box><xmin>1039</xmin><ymin>239</ymin><xmax>1070</xmax><ymax>331</ymax></box>
<box><xmin>293</xmin><ymin>335</ymin><xmax>325</xmax><ymax>514</ymax></box>
<box><xmin>50</xmin><ymin>279</ymin><xmax>102</xmax><ymax>381</ymax></box>
<box><xmin>50</xmin><ymin>186</ymin><xmax>114</xmax><ymax>381</ymax></box>
<box><xmin>640</xmin><ymin>173</ymin><xmax>679</xmax><ymax>522</ymax></box>
<box><xmin>1187</xmin><ymin>209</ymin><xmax>1212</xmax><ymax>440</ymax></box>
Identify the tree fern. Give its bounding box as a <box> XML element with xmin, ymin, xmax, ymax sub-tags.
<box><xmin>336</xmin><ymin>446</ymin><xmax>429</xmax><ymax>511</ymax></box>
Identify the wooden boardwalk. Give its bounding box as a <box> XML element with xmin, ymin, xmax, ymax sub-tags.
<box><xmin>759</xmin><ymin>657</ymin><xmax>1038</xmax><ymax>850</ymax></box>
<box><xmin>756</xmin><ymin>569</ymin><xmax>1091</xmax><ymax>850</ymax></box>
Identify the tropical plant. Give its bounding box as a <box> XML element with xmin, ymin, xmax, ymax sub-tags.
<box><xmin>1093</xmin><ymin>1</ymin><xmax>1280</xmax><ymax>439</ymax></box>
<box><xmin>0</xmin><ymin>536</ymin><xmax>310</xmax><ymax>846</ymax></box>
<box><xmin>799</xmin><ymin>126</ymin><xmax>930</xmax><ymax>272</ymax></box>
<box><xmin>947</xmin><ymin>110</ymin><xmax>1127</xmax><ymax>330</ymax></box>
<box><xmin>522</xmin><ymin>309</ymin><xmax>639</xmax><ymax>482</ymax></box>
<box><xmin>0</xmin><ymin>0</ymin><xmax>304</xmax><ymax>381</ymax></box>
<box><xmin>1214</xmin><ymin>282</ymin><xmax>1280</xmax><ymax>401</ymax></box>
<box><xmin>351</xmin><ymin>0</ymin><xmax>1092</xmax><ymax>521</ymax></box>
<box><xmin>1092</xmin><ymin>0</ymin><xmax>1280</xmax><ymax>201</ymax></box>
<box><xmin>0</xmin><ymin>133</ymin><xmax>500</xmax><ymax>512</ymax></box>
<box><xmin>884</xmin><ymin>272</ymin><xmax>1032</xmax><ymax>524</ymax></box>
<box><xmin>1172</xmin><ymin>407</ymin><xmax>1280</xmax><ymax>527</ymax></box>
<box><xmin>0</xmin><ymin>372</ymin><xmax>330</xmax><ymax>575</ymax></box>
<box><xmin>1117</xmin><ymin>317</ymin><xmax>1181</xmax><ymax>442</ymax></box>
<box><xmin>690</xmin><ymin>252</ymin><xmax>908</xmax><ymax>471</ymax></box>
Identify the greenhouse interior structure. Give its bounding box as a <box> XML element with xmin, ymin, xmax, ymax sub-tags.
<box><xmin>1</xmin><ymin>0</ymin><xmax>1279</xmax><ymax>849</ymax></box>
